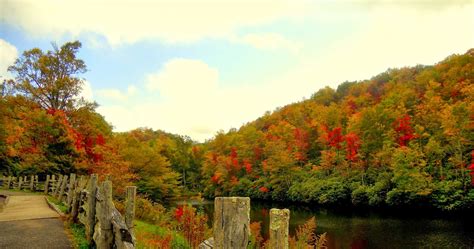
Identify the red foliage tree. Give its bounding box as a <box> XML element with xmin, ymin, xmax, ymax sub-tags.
<box><xmin>294</xmin><ymin>128</ymin><xmax>309</xmax><ymax>161</ymax></box>
<box><xmin>469</xmin><ymin>150</ymin><xmax>474</xmax><ymax>185</ymax></box>
<box><xmin>322</xmin><ymin>126</ymin><xmax>344</xmax><ymax>149</ymax></box>
<box><xmin>259</xmin><ymin>186</ymin><xmax>269</xmax><ymax>193</ymax></box>
<box><xmin>230</xmin><ymin>147</ymin><xmax>239</xmax><ymax>169</ymax></box>
<box><xmin>394</xmin><ymin>114</ymin><xmax>415</xmax><ymax>146</ymax></box>
<box><xmin>211</xmin><ymin>172</ymin><xmax>222</xmax><ymax>184</ymax></box>
<box><xmin>243</xmin><ymin>159</ymin><xmax>252</xmax><ymax>174</ymax></box>
<box><xmin>345</xmin><ymin>132</ymin><xmax>361</xmax><ymax>162</ymax></box>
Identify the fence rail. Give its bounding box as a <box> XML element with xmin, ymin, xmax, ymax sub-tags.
<box><xmin>2</xmin><ymin>175</ymin><xmax>293</xmax><ymax>249</ymax></box>
<box><xmin>2</xmin><ymin>174</ymin><xmax>136</xmax><ymax>249</ymax></box>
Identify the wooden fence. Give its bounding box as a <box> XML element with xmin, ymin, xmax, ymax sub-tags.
<box><xmin>1</xmin><ymin>175</ymin><xmax>293</xmax><ymax>249</ymax></box>
<box><xmin>1</xmin><ymin>174</ymin><xmax>136</xmax><ymax>249</ymax></box>
<box><xmin>198</xmin><ymin>197</ymin><xmax>291</xmax><ymax>249</ymax></box>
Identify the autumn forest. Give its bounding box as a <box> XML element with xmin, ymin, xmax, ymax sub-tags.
<box><xmin>1</xmin><ymin>42</ymin><xmax>473</xmax><ymax>213</ymax></box>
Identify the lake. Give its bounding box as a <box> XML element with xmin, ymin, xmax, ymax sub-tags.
<box><xmin>174</xmin><ymin>199</ymin><xmax>474</xmax><ymax>249</ymax></box>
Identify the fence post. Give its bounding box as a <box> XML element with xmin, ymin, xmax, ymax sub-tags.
<box><xmin>71</xmin><ymin>176</ymin><xmax>88</xmax><ymax>221</ymax></box>
<box><xmin>86</xmin><ymin>174</ymin><xmax>98</xmax><ymax>243</ymax></box>
<box><xmin>94</xmin><ymin>180</ymin><xmax>114</xmax><ymax>249</ymax></box>
<box><xmin>5</xmin><ymin>176</ymin><xmax>11</xmax><ymax>189</ymax></box>
<box><xmin>125</xmin><ymin>186</ymin><xmax>137</xmax><ymax>232</ymax></box>
<box><xmin>67</xmin><ymin>173</ymin><xmax>76</xmax><ymax>207</ymax></box>
<box><xmin>58</xmin><ymin>175</ymin><xmax>68</xmax><ymax>202</ymax></box>
<box><xmin>213</xmin><ymin>197</ymin><xmax>250</xmax><ymax>249</ymax></box>
<box><xmin>44</xmin><ymin>175</ymin><xmax>50</xmax><ymax>194</ymax></box>
<box><xmin>269</xmin><ymin>208</ymin><xmax>290</xmax><ymax>249</ymax></box>
<box><xmin>11</xmin><ymin>177</ymin><xmax>16</xmax><ymax>189</ymax></box>
<box><xmin>50</xmin><ymin>175</ymin><xmax>56</xmax><ymax>195</ymax></box>
<box><xmin>34</xmin><ymin>175</ymin><xmax>38</xmax><ymax>191</ymax></box>
<box><xmin>54</xmin><ymin>175</ymin><xmax>63</xmax><ymax>197</ymax></box>
<box><xmin>29</xmin><ymin>175</ymin><xmax>34</xmax><ymax>191</ymax></box>
<box><xmin>18</xmin><ymin>176</ymin><xmax>23</xmax><ymax>190</ymax></box>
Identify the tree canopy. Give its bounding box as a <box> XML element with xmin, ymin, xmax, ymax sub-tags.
<box><xmin>7</xmin><ymin>41</ymin><xmax>88</xmax><ymax>111</ymax></box>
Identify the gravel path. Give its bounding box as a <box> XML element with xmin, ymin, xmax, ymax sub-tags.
<box><xmin>0</xmin><ymin>191</ymin><xmax>72</xmax><ymax>249</ymax></box>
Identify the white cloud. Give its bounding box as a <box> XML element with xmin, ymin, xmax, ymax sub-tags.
<box><xmin>0</xmin><ymin>39</ymin><xmax>18</xmax><ymax>80</ymax></box>
<box><xmin>97</xmin><ymin>84</ymin><xmax>138</xmax><ymax>101</ymax></box>
<box><xmin>97</xmin><ymin>57</ymin><xmax>327</xmax><ymax>141</ymax></box>
<box><xmin>307</xmin><ymin>4</ymin><xmax>474</xmax><ymax>85</ymax></box>
<box><xmin>146</xmin><ymin>59</ymin><xmax>218</xmax><ymax>98</ymax></box>
<box><xmin>95</xmin><ymin>3</ymin><xmax>474</xmax><ymax>142</ymax></box>
<box><xmin>2</xmin><ymin>0</ymin><xmax>309</xmax><ymax>46</ymax></box>
<box><xmin>127</xmin><ymin>85</ymin><xmax>137</xmax><ymax>96</ymax></box>
<box><xmin>238</xmin><ymin>33</ymin><xmax>301</xmax><ymax>53</ymax></box>
<box><xmin>79</xmin><ymin>80</ymin><xmax>94</xmax><ymax>101</ymax></box>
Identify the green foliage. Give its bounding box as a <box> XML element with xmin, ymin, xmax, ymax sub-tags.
<box><xmin>134</xmin><ymin>220</ymin><xmax>190</xmax><ymax>249</ymax></box>
<box><xmin>68</xmin><ymin>222</ymin><xmax>89</xmax><ymax>249</ymax></box>
<box><xmin>7</xmin><ymin>41</ymin><xmax>89</xmax><ymax>111</ymax></box>
<box><xmin>47</xmin><ymin>196</ymin><xmax>68</xmax><ymax>213</ymax></box>
<box><xmin>386</xmin><ymin>148</ymin><xmax>433</xmax><ymax>206</ymax></box>
<box><xmin>431</xmin><ymin>180</ymin><xmax>465</xmax><ymax>211</ymax></box>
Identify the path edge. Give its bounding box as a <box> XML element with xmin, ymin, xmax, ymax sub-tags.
<box><xmin>45</xmin><ymin>196</ymin><xmax>66</xmax><ymax>217</ymax></box>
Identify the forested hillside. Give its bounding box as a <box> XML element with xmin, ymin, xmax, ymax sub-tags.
<box><xmin>197</xmin><ymin>49</ymin><xmax>474</xmax><ymax>211</ymax></box>
<box><xmin>1</xmin><ymin>42</ymin><xmax>473</xmax><ymax>211</ymax></box>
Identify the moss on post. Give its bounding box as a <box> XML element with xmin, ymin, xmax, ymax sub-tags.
<box><xmin>269</xmin><ymin>208</ymin><xmax>290</xmax><ymax>249</ymax></box>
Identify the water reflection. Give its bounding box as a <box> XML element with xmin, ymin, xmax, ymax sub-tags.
<box><xmin>173</xmin><ymin>200</ymin><xmax>474</xmax><ymax>249</ymax></box>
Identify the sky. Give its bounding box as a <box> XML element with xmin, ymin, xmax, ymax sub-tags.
<box><xmin>1</xmin><ymin>0</ymin><xmax>473</xmax><ymax>142</ymax></box>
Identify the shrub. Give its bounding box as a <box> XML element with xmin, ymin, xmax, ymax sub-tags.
<box><xmin>289</xmin><ymin>217</ymin><xmax>327</xmax><ymax>249</ymax></box>
<box><xmin>248</xmin><ymin>221</ymin><xmax>264</xmax><ymax>249</ymax></box>
<box><xmin>431</xmin><ymin>180</ymin><xmax>465</xmax><ymax>211</ymax></box>
<box><xmin>172</xmin><ymin>205</ymin><xmax>211</xmax><ymax>248</ymax></box>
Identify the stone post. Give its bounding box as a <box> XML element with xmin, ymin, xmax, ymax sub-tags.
<box><xmin>213</xmin><ymin>197</ymin><xmax>250</xmax><ymax>249</ymax></box>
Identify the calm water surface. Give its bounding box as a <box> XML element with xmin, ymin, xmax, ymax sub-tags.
<box><xmin>174</xmin><ymin>200</ymin><xmax>474</xmax><ymax>249</ymax></box>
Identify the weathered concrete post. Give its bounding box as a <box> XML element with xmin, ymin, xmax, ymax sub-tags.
<box><xmin>86</xmin><ymin>174</ymin><xmax>98</xmax><ymax>243</ymax></box>
<box><xmin>67</xmin><ymin>173</ymin><xmax>76</xmax><ymax>207</ymax></box>
<box><xmin>125</xmin><ymin>186</ymin><xmax>137</xmax><ymax>232</ymax></box>
<box><xmin>94</xmin><ymin>180</ymin><xmax>114</xmax><ymax>249</ymax></box>
<box><xmin>213</xmin><ymin>197</ymin><xmax>250</xmax><ymax>249</ymax></box>
<box><xmin>269</xmin><ymin>208</ymin><xmax>290</xmax><ymax>249</ymax></box>
<box><xmin>53</xmin><ymin>175</ymin><xmax>63</xmax><ymax>197</ymax></box>
<box><xmin>29</xmin><ymin>175</ymin><xmax>34</xmax><ymax>191</ymax></box>
<box><xmin>44</xmin><ymin>175</ymin><xmax>50</xmax><ymax>194</ymax></box>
